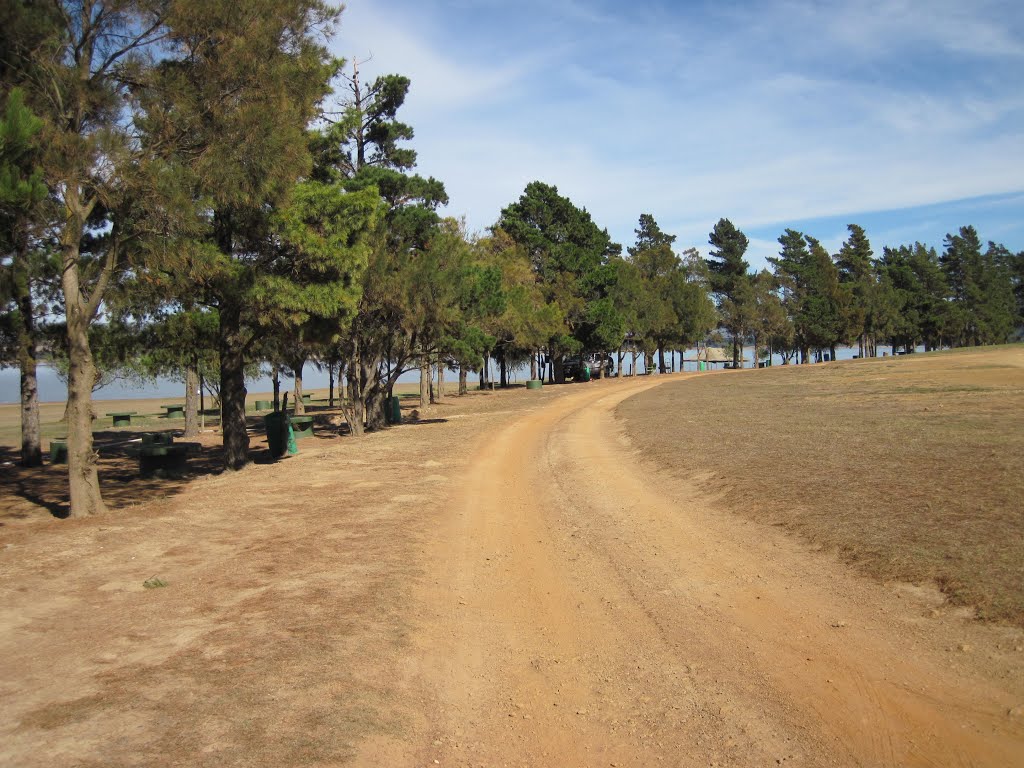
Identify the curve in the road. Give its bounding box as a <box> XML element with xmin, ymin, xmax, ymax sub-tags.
<box><xmin>383</xmin><ymin>375</ymin><xmax>1024</xmax><ymax>767</ymax></box>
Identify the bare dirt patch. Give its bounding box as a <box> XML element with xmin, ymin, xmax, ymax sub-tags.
<box><xmin>617</xmin><ymin>345</ymin><xmax>1024</xmax><ymax>625</ymax></box>
<box><xmin>0</xmin><ymin>382</ymin><xmax>577</xmax><ymax>766</ymax></box>
<box><xmin>3</xmin><ymin>371</ymin><xmax>1024</xmax><ymax>766</ymax></box>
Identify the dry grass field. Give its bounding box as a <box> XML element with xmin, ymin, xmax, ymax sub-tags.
<box><xmin>617</xmin><ymin>345</ymin><xmax>1024</xmax><ymax>626</ymax></box>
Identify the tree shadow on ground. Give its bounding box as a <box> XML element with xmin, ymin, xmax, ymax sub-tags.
<box><xmin>0</xmin><ymin>411</ymin><xmax>366</xmax><ymax>523</ymax></box>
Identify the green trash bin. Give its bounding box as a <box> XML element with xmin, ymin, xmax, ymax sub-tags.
<box><xmin>387</xmin><ymin>395</ymin><xmax>402</xmax><ymax>424</ymax></box>
<box><xmin>264</xmin><ymin>412</ymin><xmax>298</xmax><ymax>458</ymax></box>
<box><xmin>50</xmin><ymin>439</ymin><xmax>68</xmax><ymax>464</ymax></box>
<box><xmin>578</xmin><ymin>365</ymin><xmax>591</xmax><ymax>382</ymax></box>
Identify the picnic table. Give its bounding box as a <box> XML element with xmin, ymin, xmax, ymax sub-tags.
<box><xmin>290</xmin><ymin>415</ymin><xmax>314</xmax><ymax>439</ymax></box>
<box><xmin>106</xmin><ymin>411</ymin><xmax>138</xmax><ymax>427</ymax></box>
<box><xmin>50</xmin><ymin>437</ymin><xmax>68</xmax><ymax>464</ymax></box>
<box><xmin>138</xmin><ymin>435</ymin><xmax>201</xmax><ymax>478</ymax></box>
<box><xmin>161</xmin><ymin>404</ymin><xmax>184</xmax><ymax>418</ymax></box>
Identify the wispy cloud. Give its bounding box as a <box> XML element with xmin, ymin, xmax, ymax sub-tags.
<box><xmin>332</xmin><ymin>0</ymin><xmax>1024</xmax><ymax>254</ymax></box>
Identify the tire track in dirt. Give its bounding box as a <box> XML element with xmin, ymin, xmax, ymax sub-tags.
<box><xmin>380</xmin><ymin>374</ymin><xmax>1024</xmax><ymax>767</ymax></box>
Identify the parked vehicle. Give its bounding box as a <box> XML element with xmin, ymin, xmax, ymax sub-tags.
<box><xmin>564</xmin><ymin>353</ymin><xmax>614</xmax><ymax>381</ymax></box>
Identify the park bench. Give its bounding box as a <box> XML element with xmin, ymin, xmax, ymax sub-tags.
<box><xmin>161</xmin><ymin>404</ymin><xmax>184</xmax><ymax>418</ymax></box>
<box><xmin>106</xmin><ymin>411</ymin><xmax>138</xmax><ymax>427</ymax></box>
<box><xmin>138</xmin><ymin>434</ymin><xmax>201</xmax><ymax>478</ymax></box>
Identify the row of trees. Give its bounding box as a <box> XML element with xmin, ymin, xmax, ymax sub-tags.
<box><xmin>2</xmin><ymin>2</ymin><xmax>1022</xmax><ymax>519</ymax></box>
<box><xmin>708</xmin><ymin>219</ymin><xmax>1022</xmax><ymax>367</ymax></box>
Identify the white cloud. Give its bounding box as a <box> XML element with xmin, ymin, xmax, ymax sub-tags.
<box><xmin>329</xmin><ymin>0</ymin><xmax>1024</xmax><ymax>252</ymax></box>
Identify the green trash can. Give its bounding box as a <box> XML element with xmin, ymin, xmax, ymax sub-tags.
<box><xmin>578</xmin><ymin>365</ymin><xmax>591</xmax><ymax>382</ymax></box>
<box><xmin>387</xmin><ymin>395</ymin><xmax>402</xmax><ymax>424</ymax></box>
<box><xmin>50</xmin><ymin>439</ymin><xmax>67</xmax><ymax>464</ymax></box>
<box><xmin>526</xmin><ymin>379</ymin><xmax>543</xmax><ymax>390</ymax></box>
<box><xmin>264</xmin><ymin>412</ymin><xmax>297</xmax><ymax>458</ymax></box>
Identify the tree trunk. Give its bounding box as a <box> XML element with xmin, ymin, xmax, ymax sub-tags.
<box><xmin>346</xmin><ymin>359</ymin><xmax>364</xmax><ymax>437</ymax></box>
<box><xmin>616</xmin><ymin>347</ymin><xmax>624</xmax><ymax>378</ymax></box>
<box><xmin>61</xmin><ymin>225</ymin><xmax>105</xmax><ymax>516</ymax></box>
<box><xmin>436</xmin><ymin>361</ymin><xmax>445</xmax><ymax>401</ymax></box>
<box><xmin>658</xmin><ymin>344</ymin><xmax>666</xmax><ymax>374</ymax></box>
<box><xmin>553</xmin><ymin>355</ymin><xmax>565</xmax><ymax>384</ymax></box>
<box><xmin>65</xmin><ymin>323</ymin><xmax>105</xmax><ymax>516</ymax></box>
<box><xmin>13</xmin><ymin>244</ymin><xmax>42</xmax><ymax>467</ymax></box>
<box><xmin>184</xmin><ymin>363</ymin><xmax>200</xmax><ymax>438</ymax></box>
<box><xmin>328</xmin><ymin>361</ymin><xmax>335</xmax><ymax>408</ymax></box>
<box><xmin>530</xmin><ymin>352</ymin><xmax>538</xmax><ymax>381</ymax></box>
<box><xmin>499</xmin><ymin>351</ymin><xmax>508</xmax><ymax>388</ymax></box>
<box><xmin>291</xmin><ymin>354</ymin><xmax>307</xmax><ymax>415</ymax></box>
<box><xmin>420</xmin><ymin>357</ymin><xmax>430</xmax><ymax>408</ymax></box>
<box><xmin>219</xmin><ymin>305</ymin><xmax>250</xmax><ymax>470</ymax></box>
<box><xmin>19</xmin><ymin>358</ymin><xmax>41</xmax><ymax>467</ymax></box>
<box><xmin>458</xmin><ymin>365</ymin><xmax>468</xmax><ymax>395</ymax></box>
<box><xmin>364</xmin><ymin>356</ymin><xmax>387</xmax><ymax>430</ymax></box>
<box><xmin>272</xmin><ymin>365</ymin><xmax>281</xmax><ymax>412</ymax></box>
<box><xmin>631</xmin><ymin>350</ymin><xmax>639</xmax><ymax>376</ymax></box>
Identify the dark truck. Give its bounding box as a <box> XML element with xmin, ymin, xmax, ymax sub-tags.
<box><xmin>563</xmin><ymin>353</ymin><xmax>614</xmax><ymax>381</ymax></box>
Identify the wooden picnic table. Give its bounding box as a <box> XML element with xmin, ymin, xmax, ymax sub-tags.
<box><xmin>290</xmin><ymin>415</ymin><xmax>314</xmax><ymax>439</ymax></box>
<box><xmin>106</xmin><ymin>411</ymin><xmax>138</xmax><ymax>427</ymax></box>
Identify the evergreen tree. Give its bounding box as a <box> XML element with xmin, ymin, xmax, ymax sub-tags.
<box><xmin>629</xmin><ymin>214</ymin><xmax>680</xmax><ymax>372</ymax></box>
<box><xmin>835</xmin><ymin>224</ymin><xmax>878</xmax><ymax>357</ymax></box>
<box><xmin>141</xmin><ymin>0</ymin><xmax>357</xmax><ymax>469</ymax></box>
<box><xmin>706</xmin><ymin>218</ymin><xmax>753</xmax><ymax>366</ymax></box>
<box><xmin>938</xmin><ymin>226</ymin><xmax>1015</xmax><ymax>347</ymax></box>
<box><xmin>0</xmin><ymin>88</ymin><xmax>50</xmax><ymax>467</ymax></box>
<box><xmin>314</xmin><ymin>62</ymin><xmax>449</xmax><ymax>431</ymax></box>
<box><xmin>497</xmin><ymin>181</ymin><xmax>620</xmax><ymax>383</ymax></box>
<box><xmin>18</xmin><ymin>0</ymin><xmax>170</xmax><ymax>515</ymax></box>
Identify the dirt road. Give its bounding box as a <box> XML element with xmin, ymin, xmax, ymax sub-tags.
<box><xmin>3</xmin><ymin>374</ymin><xmax>1023</xmax><ymax>767</ymax></box>
<box><xmin>376</xmin><ymin>374</ymin><xmax>1024</xmax><ymax>767</ymax></box>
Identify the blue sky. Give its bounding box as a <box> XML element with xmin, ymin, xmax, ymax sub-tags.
<box><xmin>332</xmin><ymin>0</ymin><xmax>1024</xmax><ymax>270</ymax></box>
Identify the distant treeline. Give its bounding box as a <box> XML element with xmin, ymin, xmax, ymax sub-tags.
<box><xmin>2</xmin><ymin>1</ymin><xmax>1022</xmax><ymax>516</ymax></box>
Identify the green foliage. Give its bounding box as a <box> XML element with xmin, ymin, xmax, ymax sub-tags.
<box><xmin>940</xmin><ymin>227</ymin><xmax>1017</xmax><ymax>346</ymax></box>
<box><xmin>705</xmin><ymin>218</ymin><xmax>754</xmax><ymax>363</ymax></box>
<box><xmin>0</xmin><ymin>89</ymin><xmax>47</xmax><ymax>213</ymax></box>
<box><xmin>497</xmin><ymin>181</ymin><xmax>621</xmax><ymax>364</ymax></box>
<box><xmin>768</xmin><ymin>229</ymin><xmax>844</xmax><ymax>359</ymax></box>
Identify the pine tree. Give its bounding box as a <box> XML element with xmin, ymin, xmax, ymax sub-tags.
<box><xmin>497</xmin><ymin>182</ymin><xmax>620</xmax><ymax>383</ymax></box>
<box><xmin>835</xmin><ymin>224</ymin><xmax>877</xmax><ymax>357</ymax></box>
<box><xmin>0</xmin><ymin>88</ymin><xmax>50</xmax><ymax>467</ymax></box>
<box><xmin>140</xmin><ymin>0</ymin><xmax>355</xmax><ymax>469</ymax></box>
<box><xmin>706</xmin><ymin>219</ymin><xmax>753</xmax><ymax>366</ymax></box>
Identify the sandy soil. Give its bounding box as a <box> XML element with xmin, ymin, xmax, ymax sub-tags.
<box><xmin>2</xmin><ymin>374</ymin><xmax>1023</xmax><ymax>766</ymax></box>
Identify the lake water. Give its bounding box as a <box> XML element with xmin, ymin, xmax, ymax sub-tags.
<box><xmin>0</xmin><ymin>344</ymin><xmax>907</xmax><ymax>405</ymax></box>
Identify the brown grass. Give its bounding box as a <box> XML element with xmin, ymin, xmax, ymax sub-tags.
<box><xmin>617</xmin><ymin>345</ymin><xmax>1024</xmax><ymax>625</ymax></box>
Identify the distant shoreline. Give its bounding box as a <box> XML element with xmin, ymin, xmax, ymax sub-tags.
<box><xmin>0</xmin><ymin>345</ymin><xmax>907</xmax><ymax>405</ymax></box>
